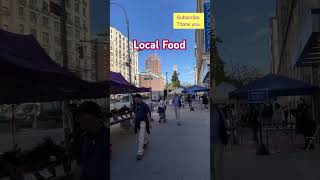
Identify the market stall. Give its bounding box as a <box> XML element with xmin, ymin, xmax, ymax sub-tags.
<box><xmin>229</xmin><ymin>74</ymin><xmax>319</xmax><ymax>154</ymax></box>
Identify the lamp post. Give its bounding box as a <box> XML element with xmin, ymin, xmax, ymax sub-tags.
<box><xmin>111</xmin><ymin>2</ymin><xmax>132</xmax><ymax>84</ymax></box>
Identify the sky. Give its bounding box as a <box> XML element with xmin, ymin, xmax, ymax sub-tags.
<box><xmin>215</xmin><ymin>0</ymin><xmax>276</xmax><ymax>74</ymax></box>
<box><xmin>109</xmin><ymin>0</ymin><xmax>197</xmax><ymax>84</ymax></box>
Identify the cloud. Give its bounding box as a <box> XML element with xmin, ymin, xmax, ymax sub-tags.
<box><xmin>240</xmin><ymin>16</ymin><xmax>257</xmax><ymax>24</ymax></box>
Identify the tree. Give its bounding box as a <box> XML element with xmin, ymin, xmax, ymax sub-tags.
<box><xmin>171</xmin><ymin>71</ymin><xmax>181</xmax><ymax>89</ymax></box>
<box><xmin>225</xmin><ymin>63</ymin><xmax>262</xmax><ymax>86</ymax></box>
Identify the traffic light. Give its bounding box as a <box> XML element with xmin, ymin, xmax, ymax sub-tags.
<box><xmin>78</xmin><ymin>46</ymin><xmax>84</xmax><ymax>59</ymax></box>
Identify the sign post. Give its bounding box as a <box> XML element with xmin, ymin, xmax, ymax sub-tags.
<box><xmin>248</xmin><ymin>89</ymin><xmax>270</xmax><ymax>155</ymax></box>
<box><xmin>204</xmin><ymin>0</ymin><xmax>210</xmax><ymax>52</ymax></box>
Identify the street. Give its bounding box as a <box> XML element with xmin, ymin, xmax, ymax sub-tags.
<box><xmin>110</xmin><ymin>103</ymin><xmax>210</xmax><ymax>180</ymax></box>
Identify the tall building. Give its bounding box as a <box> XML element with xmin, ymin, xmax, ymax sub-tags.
<box><xmin>269</xmin><ymin>16</ymin><xmax>280</xmax><ymax>74</ymax></box>
<box><xmin>195</xmin><ymin>0</ymin><xmax>210</xmax><ymax>88</ymax></box>
<box><xmin>0</xmin><ymin>0</ymin><xmax>93</xmax><ymax>81</ymax></box>
<box><xmin>173</xmin><ymin>64</ymin><xmax>177</xmax><ymax>72</ymax></box>
<box><xmin>139</xmin><ymin>54</ymin><xmax>165</xmax><ymax>91</ymax></box>
<box><xmin>145</xmin><ymin>54</ymin><xmax>161</xmax><ymax>75</ymax></box>
<box><xmin>110</xmin><ymin>26</ymin><xmax>139</xmax><ymax>86</ymax></box>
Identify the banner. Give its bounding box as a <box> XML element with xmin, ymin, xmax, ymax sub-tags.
<box><xmin>204</xmin><ymin>0</ymin><xmax>211</xmax><ymax>52</ymax></box>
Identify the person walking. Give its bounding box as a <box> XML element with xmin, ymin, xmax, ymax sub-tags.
<box><xmin>202</xmin><ymin>94</ymin><xmax>209</xmax><ymax>109</ymax></box>
<box><xmin>75</xmin><ymin>101</ymin><xmax>108</xmax><ymax>180</ymax></box>
<box><xmin>132</xmin><ymin>94</ymin><xmax>152</xmax><ymax>160</ymax></box>
<box><xmin>211</xmin><ymin>104</ymin><xmax>229</xmax><ymax>180</ymax></box>
<box><xmin>296</xmin><ymin>98</ymin><xmax>316</xmax><ymax>150</ymax></box>
<box><xmin>172</xmin><ymin>93</ymin><xmax>182</xmax><ymax>125</ymax></box>
<box><xmin>187</xmin><ymin>94</ymin><xmax>192</xmax><ymax>107</ymax></box>
<box><xmin>248</xmin><ymin>104</ymin><xmax>259</xmax><ymax>142</ymax></box>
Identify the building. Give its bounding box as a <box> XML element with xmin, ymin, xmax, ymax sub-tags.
<box><xmin>270</xmin><ymin>0</ymin><xmax>320</xmax><ymax>121</ymax></box>
<box><xmin>195</xmin><ymin>0</ymin><xmax>210</xmax><ymax>88</ymax></box>
<box><xmin>110</xmin><ymin>26</ymin><xmax>139</xmax><ymax>86</ymax></box>
<box><xmin>269</xmin><ymin>16</ymin><xmax>280</xmax><ymax>74</ymax></box>
<box><xmin>146</xmin><ymin>54</ymin><xmax>161</xmax><ymax>75</ymax></box>
<box><xmin>139</xmin><ymin>54</ymin><xmax>165</xmax><ymax>91</ymax></box>
<box><xmin>139</xmin><ymin>71</ymin><xmax>165</xmax><ymax>91</ymax></box>
<box><xmin>91</xmin><ymin>35</ymin><xmax>109</xmax><ymax>81</ymax></box>
<box><xmin>0</xmin><ymin>0</ymin><xmax>93</xmax><ymax>81</ymax></box>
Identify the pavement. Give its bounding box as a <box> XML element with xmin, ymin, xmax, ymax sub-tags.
<box><xmin>110</xmin><ymin>102</ymin><xmax>210</xmax><ymax>180</ymax></box>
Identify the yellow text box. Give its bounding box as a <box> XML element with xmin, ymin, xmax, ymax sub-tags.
<box><xmin>173</xmin><ymin>13</ymin><xmax>204</xmax><ymax>29</ymax></box>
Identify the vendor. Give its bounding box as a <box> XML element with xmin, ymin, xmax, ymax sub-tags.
<box><xmin>75</xmin><ymin>101</ymin><xmax>108</xmax><ymax>180</ymax></box>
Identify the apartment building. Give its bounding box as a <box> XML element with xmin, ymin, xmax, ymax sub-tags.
<box><xmin>110</xmin><ymin>26</ymin><xmax>139</xmax><ymax>86</ymax></box>
<box><xmin>0</xmin><ymin>0</ymin><xmax>93</xmax><ymax>81</ymax></box>
<box><xmin>269</xmin><ymin>16</ymin><xmax>280</xmax><ymax>74</ymax></box>
<box><xmin>91</xmin><ymin>35</ymin><xmax>109</xmax><ymax>81</ymax></box>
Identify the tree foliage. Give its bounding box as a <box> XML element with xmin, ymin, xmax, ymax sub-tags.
<box><xmin>225</xmin><ymin>63</ymin><xmax>262</xmax><ymax>86</ymax></box>
<box><xmin>171</xmin><ymin>71</ymin><xmax>181</xmax><ymax>89</ymax></box>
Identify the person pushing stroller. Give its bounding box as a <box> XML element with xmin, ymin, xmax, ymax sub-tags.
<box><xmin>158</xmin><ymin>97</ymin><xmax>167</xmax><ymax>123</ymax></box>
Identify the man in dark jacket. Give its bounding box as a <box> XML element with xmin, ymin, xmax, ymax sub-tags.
<box><xmin>133</xmin><ymin>94</ymin><xmax>152</xmax><ymax>160</ymax></box>
<box><xmin>76</xmin><ymin>101</ymin><xmax>108</xmax><ymax>180</ymax></box>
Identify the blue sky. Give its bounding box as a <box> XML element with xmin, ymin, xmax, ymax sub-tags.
<box><xmin>109</xmin><ymin>0</ymin><xmax>197</xmax><ymax>84</ymax></box>
<box><xmin>215</xmin><ymin>0</ymin><xmax>276</xmax><ymax>74</ymax></box>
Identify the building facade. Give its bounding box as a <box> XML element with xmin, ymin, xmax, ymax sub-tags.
<box><xmin>0</xmin><ymin>0</ymin><xmax>93</xmax><ymax>81</ymax></box>
<box><xmin>91</xmin><ymin>35</ymin><xmax>109</xmax><ymax>81</ymax></box>
<box><xmin>195</xmin><ymin>0</ymin><xmax>210</xmax><ymax>87</ymax></box>
<box><xmin>139</xmin><ymin>54</ymin><xmax>165</xmax><ymax>91</ymax></box>
<box><xmin>271</xmin><ymin>0</ymin><xmax>320</xmax><ymax>123</ymax></box>
<box><xmin>145</xmin><ymin>54</ymin><xmax>161</xmax><ymax>75</ymax></box>
<box><xmin>110</xmin><ymin>26</ymin><xmax>139</xmax><ymax>86</ymax></box>
<box><xmin>269</xmin><ymin>16</ymin><xmax>280</xmax><ymax>74</ymax></box>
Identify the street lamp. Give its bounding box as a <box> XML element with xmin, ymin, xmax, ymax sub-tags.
<box><xmin>111</xmin><ymin>2</ymin><xmax>132</xmax><ymax>84</ymax></box>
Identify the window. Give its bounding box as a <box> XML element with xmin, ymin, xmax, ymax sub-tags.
<box><xmin>42</xmin><ymin>1</ymin><xmax>49</xmax><ymax>12</ymax></box>
<box><xmin>30</xmin><ymin>12</ymin><xmax>37</xmax><ymax>24</ymax></box>
<box><xmin>67</xmin><ymin>27</ymin><xmax>72</xmax><ymax>38</ymax></box>
<box><xmin>54</xmin><ymin>36</ymin><xmax>60</xmax><ymax>45</ymax></box>
<box><xmin>18</xmin><ymin>7</ymin><xmax>24</xmax><ymax>16</ymax></box>
<box><xmin>18</xmin><ymin>24</ymin><xmax>24</xmax><ymax>33</ymax></box>
<box><xmin>54</xmin><ymin>22</ymin><xmax>60</xmax><ymax>32</ymax></box>
<box><xmin>75</xmin><ymin>30</ymin><xmax>80</xmax><ymax>39</ymax></box>
<box><xmin>67</xmin><ymin>40</ymin><xmax>72</xmax><ymax>49</ymax></box>
<box><xmin>42</xmin><ymin>16</ymin><xmax>49</xmax><ymax>27</ymax></box>
<box><xmin>83</xmin><ymin>20</ymin><xmax>86</xmax><ymax>29</ymax></box>
<box><xmin>75</xmin><ymin>16</ymin><xmax>80</xmax><ymax>27</ymax></box>
<box><xmin>75</xmin><ymin>3</ymin><xmax>79</xmax><ymax>13</ymax></box>
<box><xmin>83</xmin><ymin>7</ymin><xmax>86</xmax><ymax>16</ymax></box>
<box><xmin>3</xmin><ymin>25</ymin><xmax>8</xmax><ymax>30</ymax></box>
<box><xmin>30</xmin><ymin>29</ymin><xmax>37</xmax><ymax>38</ymax></box>
<box><xmin>42</xmin><ymin>32</ymin><xmax>49</xmax><ymax>44</ymax></box>
<box><xmin>29</xmin><ymin>0</ymin><xmax>36</xmax><ymax>9</ymax></box>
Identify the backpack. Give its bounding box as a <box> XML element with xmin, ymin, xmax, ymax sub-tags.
<box><xmin>217</xmin><ymin>110</ymin><xmax>230</xmax><ymax>146</ymax></box>
<box><xmin>178</xmin><ymin>97</ymin><xmax>182</xmax><ymax>107</ymax></box>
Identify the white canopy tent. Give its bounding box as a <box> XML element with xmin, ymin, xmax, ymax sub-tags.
<box><xmin>169</xmin><ymin>88</ymin><xmax>185</xmax><ymax>95</ymax></box>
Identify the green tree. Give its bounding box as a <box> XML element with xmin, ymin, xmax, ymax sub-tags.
<box><xmin>171</xmin><ymin>71</ymin><xmax>181</xmax><ymax>89</ymax></box>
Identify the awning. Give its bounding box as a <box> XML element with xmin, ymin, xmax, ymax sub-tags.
<box><xmin>229</xmin><ymin>74</ymin><xmax>319</xmax><ymax>99</ymax></box>
<box><xmin>183</xmin><ymin>85</ymin><xmax>209</xmax><ymax>94</ymax></box>
<box><xmin>295</xmin><ymin>8</ymin><xmax>320</xmax><ymax>67</ymax></box>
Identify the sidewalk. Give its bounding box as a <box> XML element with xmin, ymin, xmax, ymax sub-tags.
<box><xmin>110</xmin><ymin>103</ymin><xmax>210</xmax><ymax>180</ymax></box>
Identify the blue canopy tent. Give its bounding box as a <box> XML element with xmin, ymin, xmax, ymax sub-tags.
<box><xmin>183</xmin><ymin>85</ymin><xmax>209</xmax><ymax>94</ymax></box>
<box><xmin>229</xmin><ymin>74</ymin><xmax>319</xmax><ymax>99</ymax></box>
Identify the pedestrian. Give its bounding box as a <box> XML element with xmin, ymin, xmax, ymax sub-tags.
<box><xmin>75</xmin><ymin>101</ymin><xmax>108</xmax><ymax>180</ymax></box>
<box><xmin>262</xmin><ymin>102</ymin><xmax>273</xmax><ymax>126</ymax></box>
<box><xmin>283</xmin><ymin>105</ymin><xmax>289</xmax><ymax>125</ymax></box>
<box><xmin>202</xmin><ymin>94</ymin><xmax>209</xmax><ymax>109</ymax></box>
<box><xmin>272</xmin><ymin>103</ymin><xmax>284</xmax><ymax>126</ymax></box>
<box><xmin>172</xmin><ymin>93</ymin><xmax>182</xmax><ymax>125</ymax></box>
<box><xmin>211</xmin><ymin>104</ymin><xmax>229</xmax><ymax>180</ymax></box>
<box><xmin>248</xmin><ymin>104</ymin><xmax>259</xmax><ymax>142</ymax></box>
<box><xmin>133</xmin><ymin>94</ymin><xmax>152</xmax><ymax>160</ymax></box>
<box><xmin>296</xmin><ymin>98</ymin><xmax>316</xmax><ymax>150</ymax></box>
<box><xmin>187</xmin><ymin>94</ymin><xmax>192</xmax><ymax>107</ymax></box>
